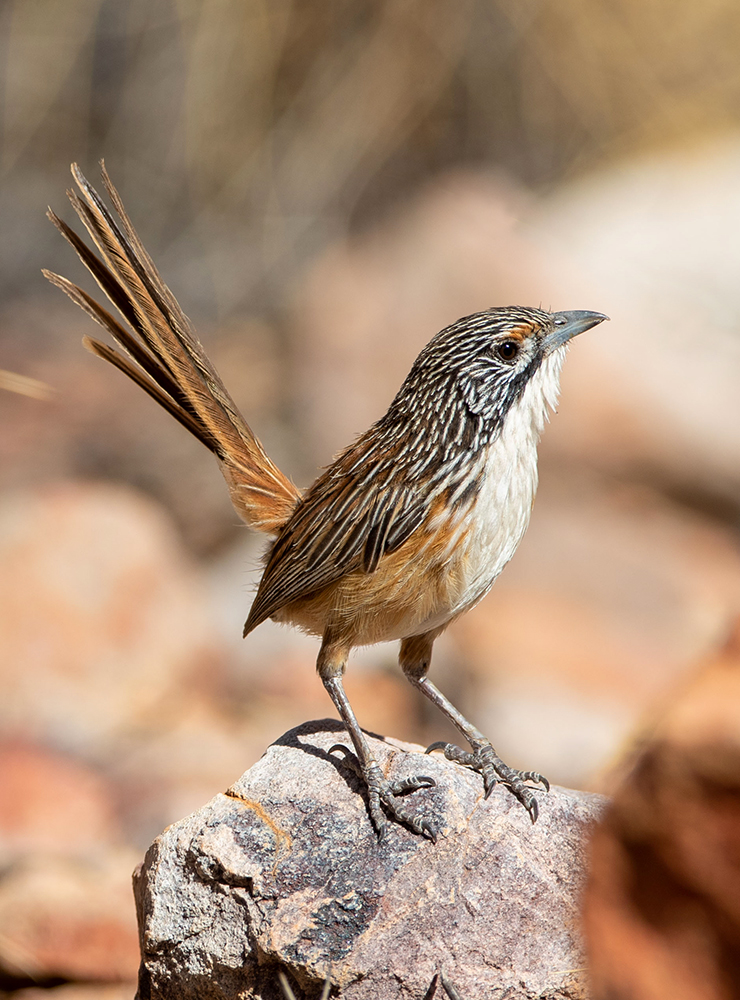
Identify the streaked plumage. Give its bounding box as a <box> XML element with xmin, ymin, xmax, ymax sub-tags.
<box><xmin>46</xmin><ymin>163</ymin><xmax>607</xmax><ymax>841</ymax></box>
<box><xmin>247</xmin><ymin>309</ymin><xmax>566</xmax><ymax>647</ymax></box>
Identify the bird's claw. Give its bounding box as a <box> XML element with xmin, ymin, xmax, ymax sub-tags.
<box><xmin>329</xmin><ymin>745</ymin><xmax>437</xmax><ymax>842</ymax></box>
<box><xmin>389</xmin><ymin>773</ymin><xmax>436</xmax><ymax>795</ymax></box>
<box><xmin>426</xmin><ymin>741</ymin><xmax>548</xmax><ymax>823</ymax></box>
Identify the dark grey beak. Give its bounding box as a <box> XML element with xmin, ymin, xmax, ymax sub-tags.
<box><xmin>544</xmin><ymin>310</ymin><xmax>609</xmax><ymax>353</ymax></box>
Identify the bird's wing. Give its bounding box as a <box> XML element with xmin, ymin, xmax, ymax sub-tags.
<box><xmin>243</xmin><ymin>441</ymin><xmax>426</xmax><ymax>634</ymax></box>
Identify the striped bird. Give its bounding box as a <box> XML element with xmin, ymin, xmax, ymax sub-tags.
<box><xmin>45</xmin><ymin>163</ymin><xmax>607</xmax><ymax>840</ymax></box>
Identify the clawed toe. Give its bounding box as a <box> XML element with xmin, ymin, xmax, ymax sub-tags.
<box><xmin>388</xmin><ymin>774</ymin><xmax>436</xmax><ymax>795</ymax></box>
<box><xmin>426</xmin><ymin>741</ymin><xmax>548</xmax><ymax>822</ymax></box>
<box><xmin>519</xmin><ymin>770</ymin><xmax>550</xmax><ymax>792</ymax></box>
<box><xmin>329</xmin><ymin>745</ymin><xmax>437</xmax><ymax>842</ymax></box>
<box><xmin>369</xmin><ymin>774</ymin><xmax>437</xmax><ymax>843</ymax></box>
<box><xmin>426</xmin><ymin>741</ymin><xmax>477</xmax><ymax>768</ymax></box>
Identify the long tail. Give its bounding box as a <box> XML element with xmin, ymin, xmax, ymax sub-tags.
<box><xmin>44</xmin><ymin>163</ymin><xmax>300</xmax><ymax>534</ymax></box>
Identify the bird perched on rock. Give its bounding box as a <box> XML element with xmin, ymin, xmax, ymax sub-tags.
<box><xmin>45</xmin><ymin>163</ymin><xmax>607</xmax><ymax>841</ymax></box>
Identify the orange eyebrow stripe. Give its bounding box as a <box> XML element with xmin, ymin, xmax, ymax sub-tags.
<box><xmin>498</xmin><ymin>325</ymin><xmax>530</xmax><ymax>342</ymax></box>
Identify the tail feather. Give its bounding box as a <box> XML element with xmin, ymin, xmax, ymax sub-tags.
<box><xmin>83</xmin><ymin>335</ymin><xmax>219</xmax><ymax>448</ymax></box>
<box><xmin>45</xmin><ymin>162</ymin><xmax>301</xmax><ymax>534</ymax></box>
<box><xmin>43</xmin><ymin>266</ymin><xmax>200</xmax><ymax>424</ymax></box>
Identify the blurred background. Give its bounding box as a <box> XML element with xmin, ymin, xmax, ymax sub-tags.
<box><xmin>2</xmin><ymin>0</ymin><xmax>740</xmax><ymax>994</ymax></box>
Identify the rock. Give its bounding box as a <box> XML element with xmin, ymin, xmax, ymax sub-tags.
<box><xmin>0</xmin><ymin>982</ymin><xmax>136</xmax><ymax>1000</ymax></box>
<box><xmin>0</xmin><ymin>853</ymin><xmax>140</xmax><ymax>984</ymax></box>
<box><xmin>135</xmin><ymin>720</ymin><xmax>604</xmax><ymax>1000</ymax></box>
<box><xmin>583</xmin><ymin>622</ymin><xmax>740</xmax><ymax>1000</ymax></box>
<box><xmin>3</xmin><ymin>987</ymin><xmax>136</xmax><ymax>1000</ymax></box>
<box><xmin>0</xmin><ymin>482</ymin><xmax>220</xmax><ymax>753</ymax></box>
<box><xmin>0</xmin><ymin>741</ymin><xmax>122</xmax><ymax>863</ymax></box>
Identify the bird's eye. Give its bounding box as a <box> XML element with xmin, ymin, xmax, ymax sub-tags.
<box><xmin>496</xmin><ymin>340</ymin><xmax>520</xmax><ymax>362</ymax></box>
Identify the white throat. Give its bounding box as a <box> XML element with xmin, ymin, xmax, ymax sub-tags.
<box><xmin>451</xmin><ymin>345</ymin><xmax>567</xmax><ymax>615</ymax></box>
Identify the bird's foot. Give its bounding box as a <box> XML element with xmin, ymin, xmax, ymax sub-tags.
<box><xmin>426</xmin><ymin>741</ymin><xmax>549</xmax><ymax>823</ymax></box>
<box><xmin>329</xmin><ymin>744</ymin><xmax>437</xmax><ymax>842</ymax></box>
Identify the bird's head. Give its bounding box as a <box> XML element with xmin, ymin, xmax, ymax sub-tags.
<box><xmin>398</xmin><ymin>305</ymin><xmax>608</xmax><ymax>430</ymax></box>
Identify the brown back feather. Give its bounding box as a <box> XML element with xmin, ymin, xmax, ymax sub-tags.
<box><xmin>45</xmin><ymin>163</ymin><xmax>300</xmax><ymax>534</ymax></box>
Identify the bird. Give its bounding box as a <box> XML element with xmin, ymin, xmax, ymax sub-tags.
<box><xmin>44</xmin><ymin>163</ymin><xmax>608</xmax><ymax>842</ymax></box>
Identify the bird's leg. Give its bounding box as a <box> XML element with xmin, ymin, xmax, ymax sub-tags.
<box><xmin>317</xmin><ymin>636</ymin><xmax>436</xmax><ymax>842</ymax></box>
<box><xmin>399</xmin><ymin>633</ymin><xmax>549</xmax><ymax>823</ymax></box>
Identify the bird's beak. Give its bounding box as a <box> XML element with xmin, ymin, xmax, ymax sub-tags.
<box><xmin>544</xmin><ymin>310</ymin><xmax>609</xmax><ymax>353</ymax></box>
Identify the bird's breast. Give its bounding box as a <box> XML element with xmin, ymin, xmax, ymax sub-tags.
<box><xmin>452</xmin><ymin>426</ymin><xmax>539</xmax><ymax>613</ymax></box>
<box><xmin>465</xmin><ymin>349</ymin><xmax>565</xmax><ymax>603</ymax></box>
<box><xmin>278</xmin><ymin>350</ymin><xmax>560</xmax><ymax>645</ymax></box>
<box><xmin>434</xmin><ymin>365</ymin><xmax>555</xmax><ymax>624</ymax></box>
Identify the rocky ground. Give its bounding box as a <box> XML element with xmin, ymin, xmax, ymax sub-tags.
<box><xmin>135</xmin><ymin>722</ymin><xmax>604</xmax><ymax>1000</ymax></box>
